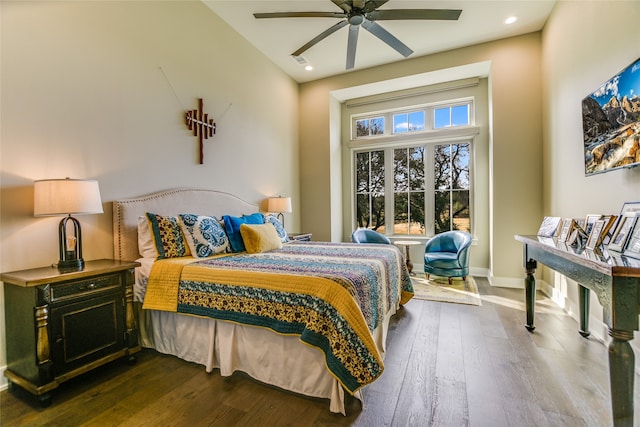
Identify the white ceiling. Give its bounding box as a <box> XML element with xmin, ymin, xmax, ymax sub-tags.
<box><xmin>204</xmin><ymin>1</ymin><xmax>557</xmax><ymax>83</ymax></box>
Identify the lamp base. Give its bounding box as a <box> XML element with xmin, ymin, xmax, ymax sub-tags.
<box><xmin>58</xmin><ymin>258</ymin><xmax>84</xmax><ymax>273</ymax></box>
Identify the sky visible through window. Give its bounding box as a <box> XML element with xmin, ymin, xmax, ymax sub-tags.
<box><xmin>435</xmin><ymin>105</ymin><xmax>469</xmax><ymax>129</ymax></box>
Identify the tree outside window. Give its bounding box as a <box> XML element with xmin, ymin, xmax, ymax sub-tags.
<box><xmin>356</xmin><ymin>117</ymin><xmax>385</xmax><ymax>137</ymax></box>
<box><xmin>394</xmin><ymin>147</ymin><xmax>425</xmax><ymax>234</ymax></box>
<box><xmin>355</xmin><ymin>150</ymin><xmax>385</xmax><ymax>231</ymax></box>
<box><xmin>434</xmin><ymin>143</ymin><xmax>470</xmax><ymax>234</ymax></box>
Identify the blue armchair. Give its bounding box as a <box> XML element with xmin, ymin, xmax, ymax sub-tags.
<box><xmin>424</xmin><ymin>231</ymin><xmax>472</xmax><ymax>284</ymax></box>
<box><xmin>351</xmin><ymin>229</ymin><xmax>391</xmax><ymax>244</ymax></box>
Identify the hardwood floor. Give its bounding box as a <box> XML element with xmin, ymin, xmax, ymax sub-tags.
<box><xmin>3</xmin><ymin>277</ymin><xmax>638</xmax><ymax>426</ymax></box>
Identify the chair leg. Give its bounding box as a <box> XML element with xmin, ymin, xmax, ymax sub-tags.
<box><xmin>426</xmin><ymin>274</ymin><xmax>430</xmax><ymax>279</ymax></box>
<box><xmin>448</xmin><ymin>277</ymin><xmax>453</xmax><ymax>285</ymax></box>
<box><xmin>462</xmin><ymin>276</ymin><xmax>467</xmax><ymax>281</ymax></box>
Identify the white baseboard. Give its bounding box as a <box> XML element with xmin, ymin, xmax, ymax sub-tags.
<box><xmin>0</xmin><ymin>365</ymin><xmax>7</xmax><ymax>391</ymax></box>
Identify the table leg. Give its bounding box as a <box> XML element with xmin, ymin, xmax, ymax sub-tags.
<box><xmin>608</xmin><ymin>328</ymin><xmax>635</xmax><ymax>426</ymax></box>
<box><xmin>578</xmin><ymin>285</ymin><xmax>590</xmax><ymax>337</ymax></box>
<box><xmin>404</xmin><ymin>246</ymin><xmax>413</xmax><ymax>275</ymax></box>
<box><xmin>524</xmin><ymin>259</ymin><xmax>536</xmax><ymax>332</ymax></box>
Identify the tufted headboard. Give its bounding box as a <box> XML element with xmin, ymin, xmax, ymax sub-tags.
<box><xmin>112</xmin><ymin>188</ymin><xmax>259</xmax><ymax>261</ymax></box>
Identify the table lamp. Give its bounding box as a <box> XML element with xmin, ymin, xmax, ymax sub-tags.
<box><xmin>34</xmin><ymin>178</ymin><xmax>103</xmax><ymax>272</ymax></box>
<box><xmin>267</xmin><ymin>196</ymin><xmax>292</xmax><ymax>228</ymax></box>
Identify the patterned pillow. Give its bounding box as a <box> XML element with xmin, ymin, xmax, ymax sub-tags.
<box><xmin>264</xmin><ymin>214</ymin><xmax>290</xmax><ymax>243</ymax></box>
<box><xmin>145</xmin><ymin>213</ymin><xmax>191</xmax><ymax>259</ymax></box>
<box><xmin>222</xmin><ymin>213</ymin><xmax>265</xmax><ymax>252</ymax></box>
<box><xmin>179</xmin><ymin>214</ymin><xmax>229</xmax><ymax>257</ymax></box>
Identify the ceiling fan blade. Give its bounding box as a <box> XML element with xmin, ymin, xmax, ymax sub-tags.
<box><xmin>292</xmin><ymin>20</ymin><xmax>349</xmax><ymax>57</ymax></box>
<box><xmin>346</xmin><ymin>25</ymin><xmax>359</xmax><ymax>70</ymax></box>
<box><xmin>363</xmin><ymin>1</ymin><xmax>390</xmax><ymax>13</ymax></box>
<box><xmin>361</xmin><ymin>19</ymin><xmax>413</xmax><ymax>57</ymax></box>
<box><xmin>331</xmin><ymin>0</ymin><xmax>352</xmax><ymax>13</ymax></box>
<box><xmin>254</xmin><ymin>12</ymin><xmax>345</xmax><ymax>19</ymax></box>
<box><xmin>367</xmin><ymin>9</ymin><xmax>462</xmax><ymax>21</ymax></box>
<box><xmin>352</xmin><ymin>0</ymin><xmax>365</xmax><ymax>9</ymax></box>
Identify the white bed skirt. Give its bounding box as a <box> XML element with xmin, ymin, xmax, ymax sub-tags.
<box><xmin>135</xmin><ymin>303</ymin><xmax>397</xmax><ymax>414</ymax></box>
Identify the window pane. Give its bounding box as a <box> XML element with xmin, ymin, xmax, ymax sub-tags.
<box><xmin>393</xmin><ymin>192</ymin><xmax>408</xmax><ymax>234</ymax></box>
<box><xmin>452</xmin><ymin>104</ymin><xmax>469</xmax><ymax>126</ymax></box>
<box><xmin>434</xmin><ymin>144</ymin><xmax>451</xmax><ymax>190</ymax></box>
<box><xmin>409</xmin><ymin>192</ymin><xmax>425</xmax><ymax>235</ymax></box>
<box><xmin>452</xmin><ymin>191</ymin><xmax>470</xmax><ymax>232</ymax></box>
<box><xmin>433</xmin><ymin>142</ymin><xmax>471</xmax><ymax>233</ymax></box>
<box><xmin>434</xmin><ymin>191</ymin><xmax>451</xmax><ymax>234</ymax></box>
<box><xmin>394</xmin><ymin>149</ymin><xmax>408</xmax><ymax>191</ymax></box>
<box><xmin>393</xmin><ymin>113</ymin><xmax>408</xmax><ymax>134</ymax></box>
<box><xmin>355</xmin><ymin>150</ymin><xmax>385</xmax><ymax>231</ymax></box>
<box><xmin>370</xmin><ymin>150</ymin><xmax>385</xmax><ymax>193</ymax></box>
<box><xmin>408</xmin><ymin>111</ymin><xmax>425</xmax><ymax>131</ymax></box>
<box><xmin>356</xmin><ymin>117</ymin><xmax>385</xmax><ymax>137</ymax></box>
<box><xmin>372</xmin><ymin>194</ymin><xmax>385</xmax><ymax>232</ymax></box>
<box><xmin>451</xmin><ymin>143</ymin><xmax>470</xmax><ymax>190</ymax></box>
<box><xmin>409</xmin><ymin>147</ymin><xmax>425</xmax><ymax>190</ymax></box>
<box><xmin>356</xmin><ymin>193</ymin><xmax>370</xmax><ymax>228</ymax></box>
<box><xmin>434</xmin><ymin>107</ymin><xmax>450</xmax><ymax>129</ymax></box>
<box><xmin>370</xmin><ymin>117</ymin><xmax>385</xmax><ymax>135</ymax></box>
<box><xmin>356</xmin><ymin>119</ymin><xmax>369</xmax><ymax>137</ymax></box>
<box><xmin>356</xmin><ymin>152</ymin><xmax>369</xmax><ymax>193</ymax></box>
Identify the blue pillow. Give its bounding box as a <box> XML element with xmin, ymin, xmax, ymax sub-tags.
<box><xmin>223</xmin><ymin>213</ymin><xmax>264</xmax><ymax>252</ymax></box>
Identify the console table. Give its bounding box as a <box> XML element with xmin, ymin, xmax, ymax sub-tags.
<box><xmin>515</xmin><ymin>235</ymin><xmax>640</xmax><ymax>426</ymax></box>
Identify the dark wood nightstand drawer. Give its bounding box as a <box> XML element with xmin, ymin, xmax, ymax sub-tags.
<box><xmin>50</xmin><ymin>273</ymin><xmax>122</xmax><ymax>302</ymax></box>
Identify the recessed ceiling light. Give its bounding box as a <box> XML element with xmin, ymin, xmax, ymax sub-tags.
<box><xmin>305</xmin><ymin>65</ymin><xmax>313</xmax><ymax>71</ymax></box>
<box><xmin>504</xmin><ymin>16</ymin><xmax>518</xmax><ymax>25</ymax></box>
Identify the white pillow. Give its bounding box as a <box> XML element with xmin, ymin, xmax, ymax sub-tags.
<box><xmin>137</xmin><ymin>215</ymin><xmax>157</xmax><ymax>259</ymax></box>
<box><xmin>178</xmin><ymin>214</ymin><xmax>229</xmax><ymax>257</ymax></box>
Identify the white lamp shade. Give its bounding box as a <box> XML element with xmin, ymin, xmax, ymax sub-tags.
<box><xmin>267</xmin><ymin>196</ymin><xmax>292</xmax><ymax>213</ymax></box>
<box><xmin>34</xmin><ymin>179</ymin><xmax>104</xmax><ymax>216</ymax></box>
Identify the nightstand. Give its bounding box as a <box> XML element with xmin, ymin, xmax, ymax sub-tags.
<box><xmin>288</xmin><ymin>232</ymin><xmax>312</xmax><ymax>242</ymax></box>
<box><xmin>1</xmin><ymin>259</ymin><xmax>141</xmax><ymax>406</ymax></box>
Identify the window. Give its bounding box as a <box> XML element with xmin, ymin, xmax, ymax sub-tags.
<box><xmin>352</xmin><ymin>101</ymin><xmax>471</xmax><ymax>139</ymax></box>
<box><xmin>351</xmin><ymin>100</ymin><xmax>473</xmax><ymax>237</ymax></box>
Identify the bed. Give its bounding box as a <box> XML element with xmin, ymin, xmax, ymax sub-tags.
<box><xmin>113</xmin><ymin>188</ymin><xmax>412</xmax><ymax>414</ymax></box>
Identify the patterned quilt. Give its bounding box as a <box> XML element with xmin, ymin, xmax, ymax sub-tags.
<box><xmin>142</xmin><ymin>241</ymin><xmax>413</xmax><ymax>393</ymax></box>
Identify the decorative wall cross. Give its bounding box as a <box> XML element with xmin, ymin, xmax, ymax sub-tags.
<box><xmin>185</xmin><ymin>98</ymin><xmax>216</xmax><ymax>164</ymax></box>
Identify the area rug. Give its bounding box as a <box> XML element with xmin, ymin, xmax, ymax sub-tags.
<box><xmin>410</xmin><ymin>274</ymin><xmax>482</xmax><ymax>306</ymax></box>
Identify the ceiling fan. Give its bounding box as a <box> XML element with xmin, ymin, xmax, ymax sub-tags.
<box><xmin>254</xmin><ymin>0</ymin><xmax>462</xmax><ymax>70</ymax></box>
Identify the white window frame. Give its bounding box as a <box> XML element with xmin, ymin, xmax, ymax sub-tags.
<box><xmin>349</xmin><ymin>98</ymin><xmax>478</xmax><ymax>239</ymax></box>
<box><xmin>350</xmin><ymin>97</ymin><xmax>475</xmax><ymax>141</ymax></box>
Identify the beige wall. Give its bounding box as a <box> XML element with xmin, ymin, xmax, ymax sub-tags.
<box><xmin>541</xmin><ymin>1</ymin><xmax>640</xmax><ymax>343</ymax></box>
<box><xmin>299</xmin><ymin>33</ymin><xmax>544</xmax><ymax>286</ymax></box>
<box><xmin>0</xmin><ymin>1</ymin><xmax>298</xmax><ymax>382</ymax></box>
